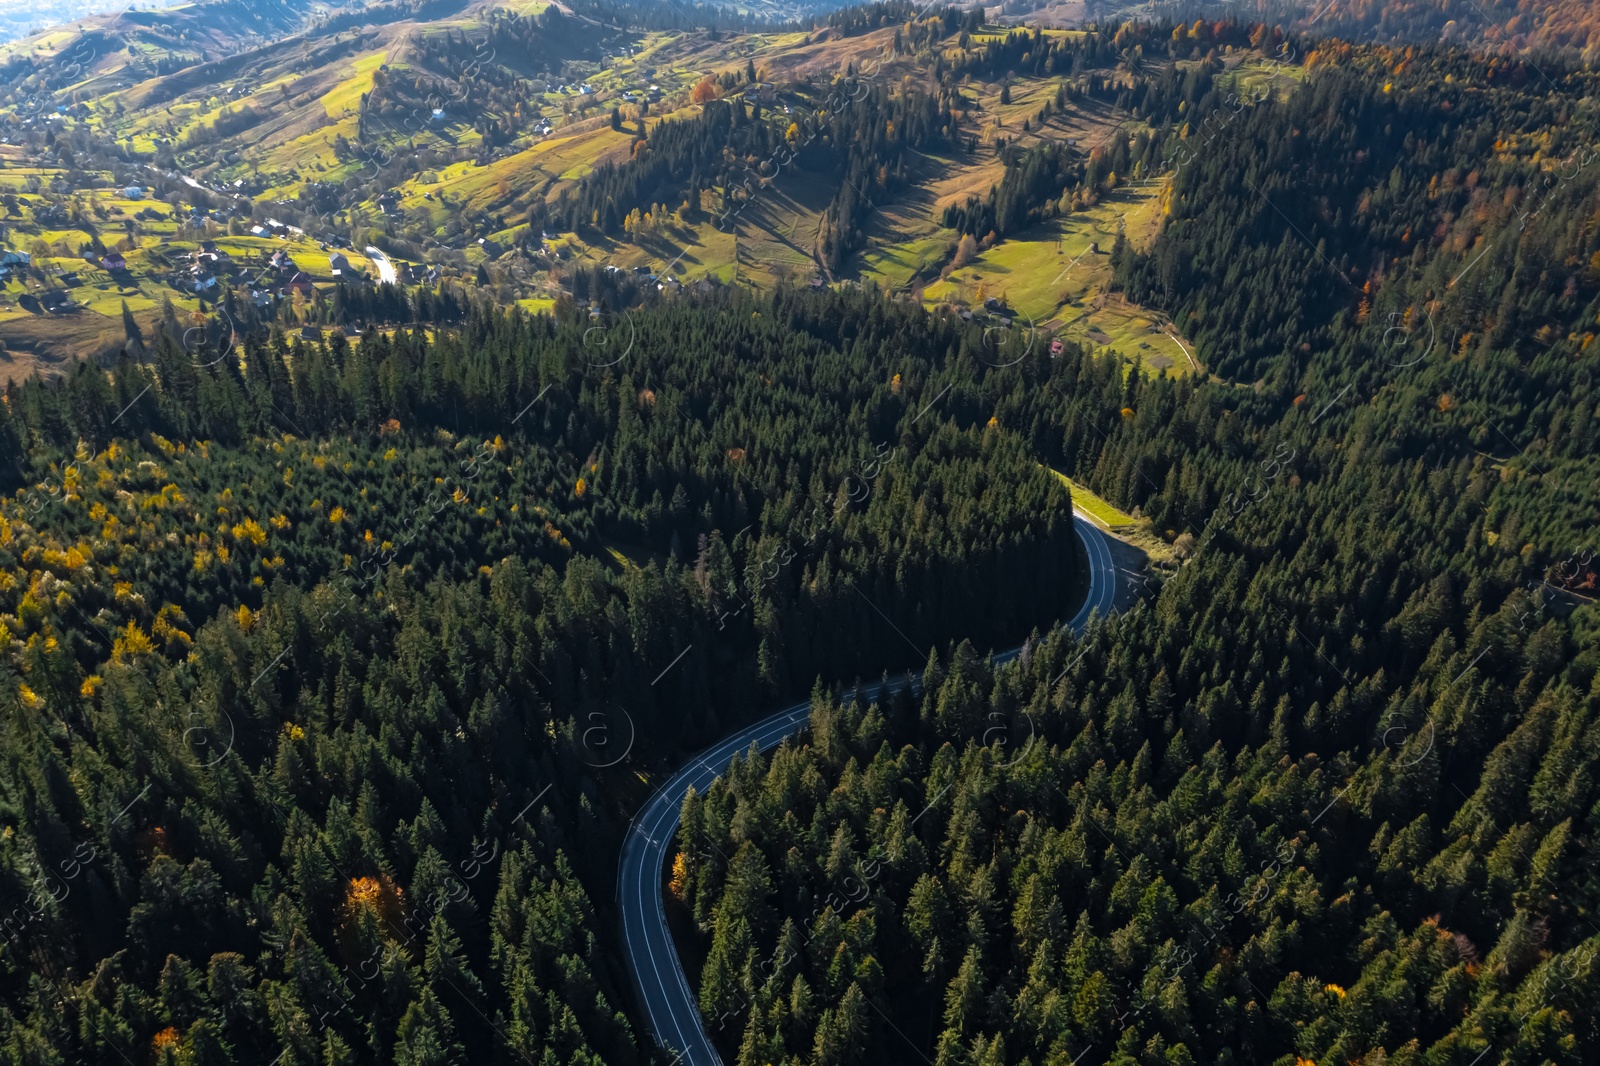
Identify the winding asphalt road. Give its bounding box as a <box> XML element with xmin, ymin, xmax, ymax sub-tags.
<box><xmin>617</xmin><ymin>511</ymin><xmax>1124</xmax><ymax>1065</ymax></box>
<box><xmin>364</xmin><ymin>245</ymin><xmax>398</xmax><ymax>284</ymax></box>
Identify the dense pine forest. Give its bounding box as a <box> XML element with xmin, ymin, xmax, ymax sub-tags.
<box><xmin>666</xmin><ymin>22</ymin><xmax>1600</xmax><ymax>1066</ymax></box>
<box><xmin>0</xmin><ymin>287</ymin><xmax>1107</xmax><ymax>1064</ymax></box>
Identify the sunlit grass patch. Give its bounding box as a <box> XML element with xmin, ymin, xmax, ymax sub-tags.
<box><xmin>1045</xmin><ymin>467</ymin><xmax>1135</xmax><ymax>528</ymax></box>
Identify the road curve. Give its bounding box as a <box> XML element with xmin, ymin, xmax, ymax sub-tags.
<box><xmin>618</xmin><ymin>511</ymin><xmax>1124</xmax><ymax>1065</ymax></box>
<box><xmin>364</xmin><ymin>245</ymin><xmax>398</xmax><ymax>284</ymax></box>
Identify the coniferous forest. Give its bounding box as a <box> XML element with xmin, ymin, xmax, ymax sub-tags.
<box><xmin>0</xmin><ymin>5</ymin><xmax>1599</xmax><ymax>1066</ymax></box>
<box><xmin>0</xmin><ymin>288</ymin><xmax>1103</xmax><ymax>1064</ymax></box>
<box><xmin>670</xmin><ymin>24</ymin><xmax>1600</xmax><ymax>1066</ymax></box>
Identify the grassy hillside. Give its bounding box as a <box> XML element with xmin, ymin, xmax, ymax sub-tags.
<box><xmin>0</xmin><ymin>0</ymin><xmax>1303</xmax><ymax>377</ymax></box>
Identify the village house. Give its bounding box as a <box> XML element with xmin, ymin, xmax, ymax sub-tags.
<box><xmin>39</xmin><ymin>290</ymin><xmax>74</xmax><ymax>313</ymax></box>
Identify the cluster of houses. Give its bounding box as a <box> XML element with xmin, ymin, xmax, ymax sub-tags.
<box><xmin>946</xmin><ymin>296</ymin><xmax>1017</xmax><ymax>328</ymax></box>
<box><xmin>599</xmin><ymin>262</ymin><xmax>717</xmax><ymax>296</ymax></box>
<box><xmin>260</xmin><ymin>247</ymin><xmax>316</xmax><ymax>300</ymax></box>
<box><xmin>943</xmin><ymin>297</ymin><xmax>1063</xmax><ymax>355</ymax></box>
<box><xmin>0</xmin><ymin>249</ymin><xmax>82</xmax><ymax>314</ymax></box>
<box><xmin>248</xmin><ymin>218</ymin><xmax>305</xmax><ymax>239</ymax></box>
<box><xmin>0</xmin><ymin>111</ymin><xmax>65</xmax><ymax>139</ymax></box>
<box><xmin>0</xmin><ymin>176</ymin><xmax>433</xmax><ymax>311</ymax></box>
<box><xmin>151</xmin><ymin>239</ymin><xmax>240</xmax><ymax>296</ymax></box>
<box><xmin>619</xmin><ymin>85</ymin><xmax>663</xmax><ymax>106</ymax></box>
<box><xmin>248</xmin><ymin>206</ymin><xmax>356</xmax><ymax>253</ymax></box>
<box><xmin>0</xmin><ymin>252</ymin><xmax>75</xmax><ymax>314</ymax></box>
<box><xmin>182</xmin><ymin>202</ymin><xmax>241</xmax><ymax>228</ymax></box>
<box><xmin>144</xmin><ymin>240</ymin><xmax>325</xmax><ymax>302</ymax></box>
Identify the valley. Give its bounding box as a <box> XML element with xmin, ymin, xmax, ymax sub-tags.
<box><xmin>0</xmin><ymin>0</ymin><xmax>1280</xmax><ymax>380</ymax></box>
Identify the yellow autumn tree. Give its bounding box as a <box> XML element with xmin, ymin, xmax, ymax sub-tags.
<box><xmin>231</xmin><ymin>517</ymin><xmax>268</xmax><ymax>546</ymax></box>
<box><xmin>153</xmin><ymin>605</ymin><xmax>193</xmax><ymax>650</ymax></box>
<box><xmin>346</xmin><ymin>876</ymin><xmax>382</xmax><ymax>912</ymax></box>
<box><xmin>112</xmin><ymin>621</ymin><xmax>155</xmax><ymax>663</ymax></box>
